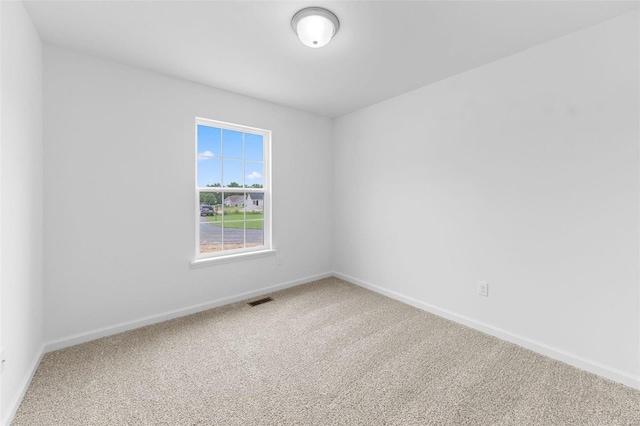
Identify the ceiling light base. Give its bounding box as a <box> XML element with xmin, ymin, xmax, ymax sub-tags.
<box><xmin>291</xmin><ymin>7</ymin><xmax>340</xmax><ymax>48</ymax></box>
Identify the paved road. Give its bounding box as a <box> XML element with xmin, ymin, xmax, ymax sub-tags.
<box><xmin>199</xmin><ymin>216</ymin><xmax>263</xmax><ymax>244</ymax></box>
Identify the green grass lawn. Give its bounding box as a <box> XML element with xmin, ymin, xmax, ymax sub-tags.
<box><xmin>205</xmin><ymin>213</ymin><xmax>263</xmax><ymax>230</ymax></box>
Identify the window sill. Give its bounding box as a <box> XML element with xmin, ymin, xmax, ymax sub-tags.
<box><xmin>190</xmin><ymin>249</ymin><xmax>277</xmax><ymax>268</ymax></box>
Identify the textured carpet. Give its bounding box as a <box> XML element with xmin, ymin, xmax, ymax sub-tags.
<box><xmin>13</xmin><ymin>277</ymin><xmax>640</xmax><ymax>425</ymax></box>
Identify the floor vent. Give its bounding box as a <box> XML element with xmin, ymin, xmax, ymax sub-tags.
<box><xmin>248</xmin><ymin>297</ymin><xmax>273</xmax><ymax>307</ymax></box>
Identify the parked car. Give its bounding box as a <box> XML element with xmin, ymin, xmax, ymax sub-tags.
<box><xmin>200</xmin><ymin>205</ymin><xmax>214</xmax><ymax>216</ymax></box>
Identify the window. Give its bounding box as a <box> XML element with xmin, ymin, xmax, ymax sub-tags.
<box><xmin>195</xmin><ymin>118</ymin><xmax>271</xmax><ymax>258</ymax></box>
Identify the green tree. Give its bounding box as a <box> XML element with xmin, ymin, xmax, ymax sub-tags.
<box><xmin>200</xmin><ymin>192</ymin><xmax>219</xmax><ymax>206</ymax></box>
<box><xmin>200</xmin><ymin>184</ymin><xmax>222</xmax><ymax>206</ymax></box>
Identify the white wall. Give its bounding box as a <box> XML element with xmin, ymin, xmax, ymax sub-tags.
<box><xmin>334</xmin><ymin>11</ymin><xmax>639</xmax><ymax>385</ymax></box>
<box><xmin>0</xmin><ymin>1</ymin><xmax>44</xmax><ymax>422</ymax></box>
<box><xmin>43</xmin><ymin>46</ymin><xmax>333</xmax><ymax>343</ymax></box>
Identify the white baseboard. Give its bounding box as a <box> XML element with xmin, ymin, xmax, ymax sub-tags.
<box><xmin>1</xmin><ymin>343</ymin><xmax>45</xmax><ymax>426</ymax></box>
<box><xmin>44</xmin><ymin>271</ymin><xmax>333</xmax><ymax>353</ymax></box>
<box><xmin>333</xmin><ymin>271</ymin><xmax>640</xmax><ymax>390</ymax></box>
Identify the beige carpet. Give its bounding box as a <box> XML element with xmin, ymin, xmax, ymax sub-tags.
<box><xmin>13</xmin><ymin>277</ymin><xmax>640</xmax><ymax>425</ymax></box>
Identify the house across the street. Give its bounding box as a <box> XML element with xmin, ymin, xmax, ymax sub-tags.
<box><xmin>245</xmin><ymin>193</ymin><xmax>263</xmax><ymax>211</ymax></box>
<box><xmin>224</xmin><ymin>195</ymin><xmax>244</xmax><ymax>207</ymax></box>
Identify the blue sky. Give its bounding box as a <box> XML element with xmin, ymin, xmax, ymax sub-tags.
<box><xmin>197</xmin><ymin>125</ymin><xmax>264</xmax><ymax>187</ymax></box>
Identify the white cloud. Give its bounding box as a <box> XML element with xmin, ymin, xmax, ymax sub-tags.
<box><xmin>198</xmin><ymin>150</ymin><xmax>215</xmax><ymax>160</ymax></box>
<box><xmin>246</xmin><ymin>171</ymin><xmax>262</xmax><ymax>180</ymax></box>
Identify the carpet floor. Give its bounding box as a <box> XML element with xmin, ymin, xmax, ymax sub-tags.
<box><xmin>13</xmin><ymin>277</ymin><xmax>640</xmax><ymax>425</ymax></box>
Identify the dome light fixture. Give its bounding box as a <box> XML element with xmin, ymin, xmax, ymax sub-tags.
<box><xmin>291</xmin><ymin>7</ymin><xmax>340</xmax><ymax>48</ymax></box>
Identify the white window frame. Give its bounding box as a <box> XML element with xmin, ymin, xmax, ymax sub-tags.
<box><xmin>194</xmin><ymin>117</ymin><xmax>272</xmax><ymax>261</ymax></box>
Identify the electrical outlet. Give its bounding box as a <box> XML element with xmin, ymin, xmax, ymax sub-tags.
<box><xmin>0</xmin><ymin>347</ymin><xmax>6</xmax><ymax>375</ymax></box>
<box><xmin>277</xmin><ymin>256</ymin><xmax>283</xmax><ymax>266</ymax></box>
<box><xmin>478</xmin><ymin>281</ymin><xmax>489</xmax><ymax>297</ymax></box>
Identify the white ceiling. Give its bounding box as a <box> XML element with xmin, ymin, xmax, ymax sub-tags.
<box><xmin>24</xmin><ymin>1</ymin><xmax>639</xmax><ymax>118</ymax></box>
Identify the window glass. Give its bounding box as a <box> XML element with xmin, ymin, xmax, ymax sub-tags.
<box><xmin>196</xmin><ymin>120</ymin><xmax>269</xmax><ymax>258</ymax></box>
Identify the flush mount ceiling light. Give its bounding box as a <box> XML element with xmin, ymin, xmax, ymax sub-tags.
<box><xmin>291</xmin><ymin>7</ymin><xmax>340</xmax><ymax>48</ymax></box>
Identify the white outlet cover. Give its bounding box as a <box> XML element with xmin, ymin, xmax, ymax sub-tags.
<box><xmin>0</xmin><ymin>347</ymin><xmax>5</xmax><ymax>374</ymax></box>
<box><xmin>478</xmin><ymin>281</ymin><xmax>489</xmax><ymax>297</ymax></box>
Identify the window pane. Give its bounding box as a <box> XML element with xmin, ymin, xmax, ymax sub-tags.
<box><xmin>199</xmin><ymin>192</ymin><xmax>222</xmax><ymax>208</ymax></box>
<box><xmin>198</xmin><ymin>156</ymin><xmax>221</xmax><ymax>188</ymax></box>
<box><xmin>244</xmin><ymin>133</ymin><xmax>263</xmax><ymax>162</ymax></box>
<box><xmin>222</xmin><ymin>129</ymin><xmax>243</xmax><ymax>160</ymax></box>
<box><xmin>223</xmin><ymin>193</ymin><xmax>244</xmax><ymax>209</ymax></box>
<box><xmin>245</xmin><ymin>191</ymin><xmax>264</xmax><ymax>248</ymax></box>
<box><xmin>245</xmin><ymin>192</ymin><xmax>264</xmax><ymax>212</ymax></box>
<box><xmin>245</xmin><ymin>219</ymin><xmax>264</xmax><ymax>249</ymax></box>
<box><xmin>222</xmin><ymin>194</ymin><xmax>244</xmax><ymax>221</ymax></box>
<box><xmin>199</xmin><ymin>204</ymin><xmax>223</xmax><ymax>253</ymax></box>
<box><xmin>223</xmin><ymin>221</ymin><xmax>245</xmax><ymax>251</ymax></box>
<box><xmin>245</xmin><ymin>162</ymin><xmax>264</xmax><ymax>187</ymax></box>
<box><xmin>223</xmin><ymin>160</ymin><xmax>244</xmax><ymax>187</ymax></box>
<box><xmin>197</xmin><ymin>125</ymin><xmax>221</xmax><ymax>159</ymax></box>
